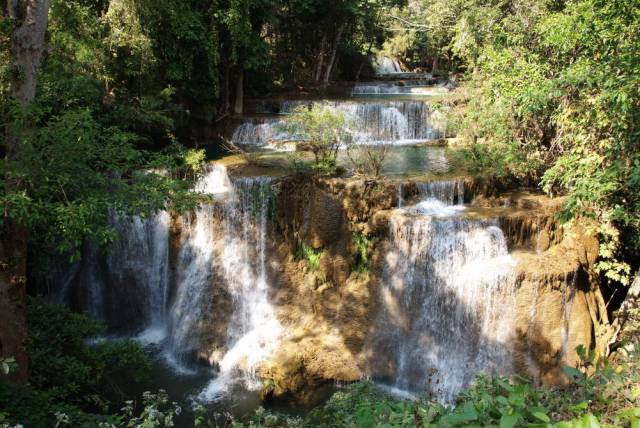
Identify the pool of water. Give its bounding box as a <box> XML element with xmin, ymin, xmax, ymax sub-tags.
<box><xmin>136</xmin><ymin>344</ymin><xmax>339</xmax><ymax>427</ymax></box>
<box><xmin>218</xmin><ymin>145</ymin><xmax>464</xmax><ymax>180</ymax></box>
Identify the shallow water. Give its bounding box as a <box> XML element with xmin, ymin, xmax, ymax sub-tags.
<box><xmin>222</xmin><ymin>145</ymin><xmax>461</xmax><ymax>179</ymax></box>
<box><xmin>136</xmin><ymin>345</ymin><xmax>339</xmax><ymax>427</ymax></box>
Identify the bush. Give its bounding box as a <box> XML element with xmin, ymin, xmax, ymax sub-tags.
<box><xmin>353</xmin><ymin>233</ymin><xmax>372</xmax><ymax>275</ymax></box>
<box><xmin>278</xmin><ymin>105</ymin><xmax>352</xmax><ymax>172</ymax></box>
<box><xmin>298</xmin><ymin>345</ymin><xmax>640</xmax><ymax>428</ymax></box>
<box><xmin>345</xmin><ymin>144</ymin><xmax>390</xmax><ymax>178</ymax></box>
<box><xmin>0</xmin><ymin>297</ymin><xmax>151</xmax><ymax>427</ymax></box>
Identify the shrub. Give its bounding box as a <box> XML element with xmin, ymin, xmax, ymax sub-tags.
<box><xmin>278</xmin><ymin>105</ymin><xmax>352</xmax><ymax>172</ymax></box>
<box><xmin>0</xmin><ymin>297</ymin><xmax>151</xmax><ymax>427</ymax></box>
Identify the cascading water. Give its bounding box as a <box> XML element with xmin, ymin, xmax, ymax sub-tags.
<box><xmin>369</xmin><ymin>180</ymin><xmax>517</xmax><ymax>402</ymax></box>
<box><xmin>231</xmin><ymin>100</ymin><xmax>447</xmax><ymax>147</ymax></box>
<box><xmin>54</xmin><ymin>163</ymin><xmax>283</xmax><ymax>399</ymax></box>
<box><xmin>168</xmin><ymin>163</ymin><xmax>234</xmax><ymax>361</ymax></box>
<box><xmin>231</xmin><ymin>120</ymin><xmax>298</xmax><ymax>151</ymax></box>
<box><xmin>416</xmin><ymin>179</ymin><xmax>464</xmax><ymax>206</ymax></box>
<box><xmin>351</xmin><ymin>83</ymin><xmax>448</xmax><ymax>96</ymax></box>
<box><xmin>110</xmin><ymin>211</ymin><xmax>171</xmax><ymax>343</ymax></box>
<box><xmin>376</xmin><ymin>57</ymin><xmax>403</xmax><ymax>75</ymax></box>
<box><xmin>167</xmin><ymin>166</ymin><xmax>283</xmax><ymax>396</ymax></box>
<box><xmin>168</xmin><ymin>203</ymin><xmax>218</xmax><ymax>363</ymax></box>
<box><xmin>197</xmin><ymin>177</ymin><xmax>283</xmax><ymax>401</ymax></box>
<box><xmin>74</xmin><ymin>210</ymin><xmax>171</xmax><ymax>335</ymax></box>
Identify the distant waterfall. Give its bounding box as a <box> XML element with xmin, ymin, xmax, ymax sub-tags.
<box><xmin>369</xmin><ymin>180</ymin><xmax>517</xmax><ymax>402</ymax></box>
<box><xmin>351</xmin><ymin>82</ymin><xmax>447</xmax><ymax>96</ymax></box>
<box><xmin>376</xmin><ymin>57</ymin><xmax>403</xmax><ymax>74</ymax></box>
<box><xmin>231</xmin><ymin>100</ymin><xmax>447</xmax><ymax>147</ymax></box>
<box><xmin>416</xmin><ymin>180</ymin><xmax>465</xmax><ymax>205</ymax></box>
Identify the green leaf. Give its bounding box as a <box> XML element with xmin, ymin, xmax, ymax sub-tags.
<box><xmin>499</xmin><ymin>413</ymin><xmax>519</xmax><ymax>428</ymax></box>
<box><xmin>355</xmin><ymin>407</ymin><xmax>376</xmax><ymax>428</ymax></box>
<box><xmin>533</xmin><ymin>412</ymin><xmax>550</xmax><ymax>423</ymax></box>
<box><xmin>562</xmin><ymin>365</ymin><xmax>584</xmax><ymax>382</ymax></box>
<box><xmin>577</xmin><ymin>414</ymin><xmax>601</xmax><ymax>428</ymax></box>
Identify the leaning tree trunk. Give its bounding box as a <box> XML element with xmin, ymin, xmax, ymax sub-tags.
<box><xmin>322</xmin><ymin>24</ymin><xmax>345</xmax><ymax>85</ymax></box>
<box><xmin>431</xmin><ymin>56</ymin><xmax>439</xmax><ymax>74</ymax></box>
<box><xmin>1</xmin><ymin>0</ymin><xmax>50</xmax><ymax>384</ymax></box>
<box><xmin>314</xmin><ymin>34</ymin><xmax>326</xmax><ymax>84</ymax></box>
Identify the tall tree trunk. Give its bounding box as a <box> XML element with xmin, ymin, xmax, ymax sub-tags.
<box><xmin>322</xmin><ymin>24</ymin><xmax>345</xmax><ymax>85</ymax></box>
<box><xmin>222</xmin><ymin>65</ymin><xmax>230</xmax><ymax>115</ymax></box>
<box><xmin>355</xmin><ymin>41</ymin><xmax>374</xmax><ymax>82</ymax></box>
<box><xmin>1</xmin><ymin>0</ymin><xmax>50</xmax><ymax>384</ymax></box>
<box><xmin>314</xmin><ymin>34</ymin><xmax>326</xmax><ymax>84</ymax></box>
<box><xmin>233</xmin><ymin>68</ymin><xmax>244</xmax><ymax>115</ymax></box>
<box><xmin>432</xmin><ymin>56</ymin><xmax>439</xmax><ymax>74</ymax></box>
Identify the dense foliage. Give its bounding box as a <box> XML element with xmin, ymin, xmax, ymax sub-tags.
<box><xmin>1</xmin><ymin>0</ymin><xmax>409</xmax><ymax>259</ymax></box>
<box><xmin>459</xmin><ymin>0</ymin><xmax>640</xmax><ymax>285</ymax></box>
<box><xmin>0</xmin><ymin>298</ymin><xmax>151</xmax><ymax>427</ymax></box>
<box><xmin>382</xmin><ymin>0</ymin><xmax>639</xmax><ymax>284</ymax></box>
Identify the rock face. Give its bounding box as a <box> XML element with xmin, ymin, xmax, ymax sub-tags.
<box><xmin>256</xmin><ymin>175</ymin><xmax>605</xmax><ymax>399</ymax></box>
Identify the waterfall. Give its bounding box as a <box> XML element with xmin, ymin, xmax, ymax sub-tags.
<box><xmin>111</xmin><ymin>211</ymin><xmax>171</xmax><ymax>341</ymax></box>
<box><xmin>168</xmin><ymin>203</ymin><xmax>218</xmax><ymax>363</ymax></box>
<box><xmin>56</xmin><ymin>163</ymin><xmax>282</xmax><ymax>398</ymax></box>
<box><xmin>369</xmin><ymin>180</ymin><xmax>517</xmax><ymax>401</ymax></box>
<box><xmin>194</xmin><ymin>163</ymin><xmax>233</xmax><ymax>194</ymax></box>
<box><xmin>230</xmin><ymin>120</ymin><xmax>298</xmax><ymax>151</ymax></box>
<box><xmin>78</xmin><ymin>210</ymin><xmax>171</xmax><ymax>335</ymax></box>
<box><xmin>197</xmin><ymin>176</ymin><xmax>283</xmax><ymax>401</ymax></box>
<box><xmin>376</xmin><ymin>57</ymin><xmax>403</xmax><ymax>74</ymax></box>
<box><xmin>231</xmin><ymin>100</ymin><xmax>447</xmax><ymax>147</ymax></box>
<box><xmin>416</xmin><ymin>180</ymin><xmax>464</xmax><ymax>205</ymax></box>
<box><xmin>168</xmin><ymin>167</ymin><xmax>283</xmax><ymax>396</ymax></box>
<box><xmin>351</xmin><ymin>82</ymin><xmax>446</xmax><ymax>96</ymax></box>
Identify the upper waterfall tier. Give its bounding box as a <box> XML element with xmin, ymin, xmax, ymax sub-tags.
<box><xmin>351</xmin><ymin>82</ymin><xmax>449</xmax><ymax>96</ymax></box>
<box><xmin>375</xmin><ymin>57</ymin><xmax>403</xmax><ymax>74</ymax></box>
<box><xmin>231</xmin><ymin>100</ymin><xmax>448</xmax><ymax>148</ymax></box>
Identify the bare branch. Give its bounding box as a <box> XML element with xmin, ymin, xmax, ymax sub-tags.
<box><xmin>388</xmin><ymin>15</ymin><xmax>431</xmax><ymax>30</ymax></box>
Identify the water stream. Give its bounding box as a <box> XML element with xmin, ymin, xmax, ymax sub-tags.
<box><xmin>369</xmin><ymin>180</ymin><xmax>518</xmax><ymax>401</ymax></box>
<box><xmin>58</xmin><ymin>164</ymin><xmax>283</xmax><ymax>402</ymax></box>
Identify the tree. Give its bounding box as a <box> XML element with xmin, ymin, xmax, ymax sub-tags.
<box><xmin>278</xmin><ymin>105</ymin><xmax>352</xmax><ymax>171</ymax></box>
<box><xmin>346</xmin><ymin>143</ymin><xmax>391</xmax><ymax>178</ymax></box>
<box><xmin>1</xmin><ymin>0</ymin><xmax>50</xmax><ymax>383</ymax></box>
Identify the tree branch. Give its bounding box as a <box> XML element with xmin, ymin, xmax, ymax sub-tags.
<box><xmin>388</xmin><ymin>15</ymin><xmax>431</xmax><ymax>30</ymax></box>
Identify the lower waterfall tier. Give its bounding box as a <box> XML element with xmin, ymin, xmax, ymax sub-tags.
<box><xmin>34</xmin><ymin>168</ymin><xmax>603</xmax><ymax>403</ymax></box>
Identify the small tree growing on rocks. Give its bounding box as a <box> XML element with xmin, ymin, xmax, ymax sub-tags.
<box><xmin>278</xmin><ymin>105</ymin><xmax>352</xmax><ymax>172</ymax></box>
